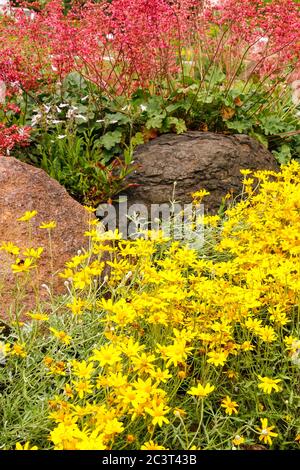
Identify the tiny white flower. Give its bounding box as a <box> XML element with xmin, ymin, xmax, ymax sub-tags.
<box><xmin>57</xmin><ymin>135</ymin><xmax>66</xmax><ymax>139</ymax></box>
<box><xmin>76</xmin><ymin>114</ymin><xmax>87</xmax><ymax>121</ymax></box>
<box><xmin>140</xmin><ymin>104</ymin><xmax>147</xmax><ymax>111</ymax></box>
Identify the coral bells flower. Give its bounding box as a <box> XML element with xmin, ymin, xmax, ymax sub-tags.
<box><xmin>258</xmin><ymin>418</ymin><xmax>278</xmax><ymax>446</ymax></box>
<box><xmin>0</xmin><ymin>124</ymin><xmax>31</xmax><ymax>156</ymax></box>
<box><xmin>258</xmin><ymin>376</ymin><xmax>282</xmax><ymax>394</ymax></box>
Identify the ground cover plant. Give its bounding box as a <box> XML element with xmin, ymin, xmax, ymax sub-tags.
<box><xmin>0</xmin><ymin>0</ymin><xmax>299</xmax><ymax>204</ymax></box>
<box><xmin>1</xmin><ymin>163</ymin><xmax>300</xmax><ymax>450</ymax></box>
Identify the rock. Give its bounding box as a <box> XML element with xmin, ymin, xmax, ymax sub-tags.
<box><xmin>0</xmin><ymin>157</ymin><xmax>94</xmax><ymax>320</ymax></box>
<box><xmin>124</xmin><ymin>131</ymin><xmax>279</xmax><ymax>213</ymax></box>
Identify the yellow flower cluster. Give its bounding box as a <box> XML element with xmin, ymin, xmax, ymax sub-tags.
<box><xmin>2</xmin><ymin>162</ymin><xmax>300</xmax><ymax>449</ymax></box>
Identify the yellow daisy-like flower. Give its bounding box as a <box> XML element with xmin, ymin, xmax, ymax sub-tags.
<box><xmin>257</xmin><ymin>418</ymin><xmax>278</xmax><ymax>446</ymax></box>
<box><xmin>49</xmin><ymin>327</ymin><xmax>72</xmax><ymax>345</ymax></box>
<box><xmin>39</xmin><ymin>221</ymin><xmax>57</xmax><ymax>229</ymax></box>
<box><xmin>187</xmin><ymin>382</ymin><xmax>215</xmax><ymax>398</ymax></box>
<box><xmin>15</xmin><ymin>442</ymin><xmax>38</xmax><ymax>450</ymax></box>
<box><xmin>0</xmin><ymin>242</ymin><xmax>20</xmax><ymax>255</ymax></box>
<box><xmin>145</xmin><ymin>402</ymin><xmax>170</xmax><ymax>427</ymax></box>
<box><xmin>232</xmin><ymin>435</ymin><xmax>245</xmax><ymax>446</ymax></box>
<box><xmin>221</xmin><ymin>396</ymin><xmax>239</xmax><ymax>415</ymax></box>
<box><xmin>11</xmin><ymin>258</ymin><xmax>36</xmax><ymax>273</ymax></box>
<box><xmin>23</xmin><ymin>247</ymin><xmax>44</xmax><ymax>259</ymax></box>
<box><xmin>17</xmin><ymin>210</ymin><xmax>38</xmax><ymax>222</ymax></box>
<box><xmin>26</xmin><ymin>312</ymin><xmax>49</xmax><ymax>321</ymax></box>
<box><xmin>84</xmin><ymin>206</ymin><xmax>97</xmax><ymax>213</ymax></box>
<box><xmin>207</xmin><ymin>350</ymin><xmax>228</xmax><ymax>367</ymax></box>
<box><xmin>11</xmin><ymin>343</ymin><xmax>27</xmax><ymax>358</ymax></box>
<box><xmin>258</xmin><ymin>376</ymin><xmax>282</xmax><ymax>394</ymax></box>
<box><xmin>141</xmin><ymin>440</ymin><xmax>166</xmax><ymax>450</ymax></box>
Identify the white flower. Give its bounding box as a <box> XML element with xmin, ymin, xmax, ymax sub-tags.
<box><xmin>140</xmin><ymin>104</ymin><xmax>147</xmax><ymax>112</ymax></box>
<box><xmin>43</xmin><ymin>105</ymin><xmax>51</xmax><ymax>114</ymax></box>
<box><xmin>75</xmin><ymin>114</ymin><xmax>87</xmax><ymax>121</ymax></box>
<box><xmin>57</xmin><ymin>135</ymin><xmax>66</xmax><ymax>139</ymax></box>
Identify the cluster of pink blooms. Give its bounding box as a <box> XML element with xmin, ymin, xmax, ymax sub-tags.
<box><xmin>0</xmin><ymin>0</ymin><xmax>298</xmax><ymax>96</ymax></box>
<box><xmin>0</xmin><ymin>122</ymin><xmax>31</xmax><ymax>156</ymax></box>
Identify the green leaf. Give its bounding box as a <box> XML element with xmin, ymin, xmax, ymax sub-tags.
<box><xmin>249</xmin><ymin>131</ymin><xmax>269</xmax><ymax>148</ymax></box>
<box><xmin>105</xmin><ymin>113</ymin><xmax>131</xmax><ymax>125</ymax></box>
<box><xmin>166</xmin><ymin>117</ymin><xmax>187</xmax><ymax>134</ymax></box>
<box><xmin>146</xmin><ymin>115</ymin><xmax>165</xmax><ymax>130</ymax></box>
<box><xmin>100</xmin><ymin>130</ymin><xmax>123</xmax><ymax>150</ymax></box>
<box><xmin>226</xmin><ymin>120</ymin><xmax>251</xmax><ymax>133</ymax></box>
<box><xmin>272</xmin><ymin>144</ymin><xmax>292</xmax><ymax>165</ymax></box>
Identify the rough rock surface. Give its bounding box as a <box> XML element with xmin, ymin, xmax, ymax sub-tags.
<box><xmin>0</xmin><ymin>157</ymin><xmax>93</xmax><ymax>320</ymax></box>
<box><xmin>124</xmin><ymin>132</ymin><xmax>279</xmax><ymax>213</ymax></box>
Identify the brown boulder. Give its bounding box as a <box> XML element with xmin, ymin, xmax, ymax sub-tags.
<box><xmin>0</xmin><ymin>157</ymin><xmax>93</xmax><ymax>320</ymax></box>
<box><xmin>124</xmin><ymin>132</ymin><xmax>279</xmax><ymax>213</ymax></box>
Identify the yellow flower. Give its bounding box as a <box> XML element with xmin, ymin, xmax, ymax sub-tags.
<box><xmin>0</xmin><ymin>242</ymin><xmax>20</xmax><ymax>255</ymax></box>
<box><xmin>11</xmin><ymin>343</ymin><xmax>27</xmax><ymax>358</ymax></box>
<box><xmin>15</xmin><ymin>442</ymin><xmax>38</xmax><ymax>450</ymax></box>
<box><xmin>17</xmin><ymin>210</ymin><xmax>37</xmax><ymax>222</ymax></box>
<box><xmin>232</xmin><ymin>435</ymin><xmax>245</xmax><ymax>446</ymax></box>
<box><xmin>192</xmin><ymin>189</ymin><xmax>210</xmax><ymax>202</ymax></box>
<box><xmin>257</xmin><ymin>326</ymin><xmax>277</xmax><ymax>343</ymax></box>
<box><xmin>64</xmin><ymin>384</ymin><xmax>74</xmax><ymax>399</ymax></box>
<box><xmin>103</xmin><ymin>418</ymin><xmax>124</xmax><ymax>436</ymax></box>
<box><xmin>72</xmin><ymin>380</ymin><xmax>93</xmax><ymax>399</ymax></box>
<box><xmin>26</xmin><ymin>312</ymin><xmax>49</xmax><ymax>321</ymax></box>
<box><xmin>258</xmin><ymin>418</ymin><xmax>278</xmax><ymax>446</ymax></box>
<box><xmin>84</xmin><ymin>206</ymin><xmax>96</xmax><ymax>213</ymax></box>
<box><xmin>258</xmin><ymin>376</ymin><xmax>282</xmax><ymax>394</ymax></box>
<box><xmin>39</xmin><ymin>221</ymin><xmax>57</xmax><ymax>229</ymax></box>
<box><xmin>131</xmin><ymin>353</ymin><xmax>157</xmax><ymax>374</ymax></box>
<box><xmin>66</xmin><ymin>298</ymin><xmax>87</xmax><ymax>316</ymax></box>
<box><xmin>23</xmin><ymin>247</ymin><xmax>44</xmax><ymax>258</ymax></box>
<box><xmin>240</xmin><ymin>341</ymin><xmax>254</xmax><ymax>352</ymax></box>
<box><xmin>49</xmin><ymin>328</ymin><xmax>72</xmax><ymax>345</ymax></box>
<box><xmin>11</xmin><ymin>258</ymin><xmax>36</xmax><ymax>273</ymax></box>
<box><xmin>72</xmin><ymin>360</ymin><xmax>95</xmax><ymax>380</ymax></box>
<box><xmin>240</xmin><ymin>169</ymin><xmax>252</xmax><ymax>176</ymax></box>
<box><xmin>173</xmin><ymin>408</ymin><xmax>186</xmax><ymax>418</ymax></box>
<box><xmin>145</xmin><ymin>402</ymin><xmax>170</xmax><ymax>427</ymax></box>
<box><xmin>0</xmin><ymin>341</ymin><xmax>10</xmax><ymax>359</ymax></box>
<box><xmin>89</xmin><ymin>344</ymin><xmax>122</xmax><ymax>367</ymax></box>
<box><xmin>207</xmin><ymin>350</ymin><xmax>228</xmax><ymax>367</ymax></box>
<box><xmin>149</xmin><ymin>367</ymin><xmax>172</xmax><ymax>383</ymax></box>
<box><xmin>187</xmin><ymin>382</ymin><xmax>215</xmax><ymax>398</ymax></box>
<box><xmin>295</xmin><ymin>434</ymin><xmax>300</xmax><ymax>443</ymax></box>
<box><xmin>141</xmin><ymin>440</ymin><xmax>166</xmax><ymax>450</ymax></box>
<box><xmin>221</xmin><ymin>396</ymin><xmax>239</xmax><ymax>415</ymax></box>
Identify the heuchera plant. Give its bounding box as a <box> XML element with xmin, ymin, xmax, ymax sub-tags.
<box><xmin>0</xmin><ymin>0</ymin><xmax>299</xmax><ymax>96</ymax></box>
